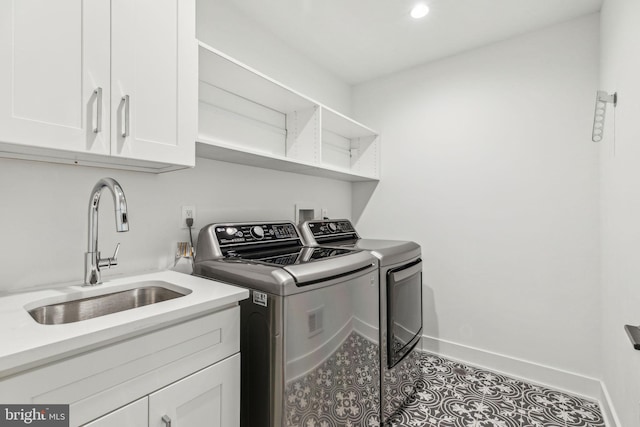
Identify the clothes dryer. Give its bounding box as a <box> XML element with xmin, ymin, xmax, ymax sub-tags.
<box><xmin>300</xmin><ymin>219</ymin><xmax>424</xmax><ymax>422</ymax></box>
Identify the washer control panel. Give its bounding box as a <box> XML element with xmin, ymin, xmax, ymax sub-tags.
<box><xmin>307</xmin><ymin>219</ymin><xmax>357</xmax><ymax>238</ymax></box>
<box><xmin>215</xmin><ymin>222</ymin><xmax>299</xmax><ymax>246</ymax></box>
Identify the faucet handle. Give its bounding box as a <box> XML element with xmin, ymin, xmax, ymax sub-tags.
<box><xmin>108</xmin><ymin>243</ymin><xmax>121</xmax><ymax>267</ymax></box>
<box><xmin>98</xmin><ymin>243</ymin><xmax>120</xmax><ymax>268</ymax></box>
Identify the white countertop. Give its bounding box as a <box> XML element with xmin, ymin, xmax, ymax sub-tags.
<box><xmin>0</xmin><ymin>270</ymin><xmax>248</xmax><ymax>378</ymax></box>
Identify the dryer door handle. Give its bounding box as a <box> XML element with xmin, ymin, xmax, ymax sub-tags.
<box><xmin>389</xmin><ymin>260</ymin><xmax>422</xmax><ymax>283</ymax></box>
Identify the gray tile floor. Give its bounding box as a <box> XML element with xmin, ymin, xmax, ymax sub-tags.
<box><xmin>388</xmin><ymin>353</ymin><xmax>606</xmax><ymax>427</ymax></box>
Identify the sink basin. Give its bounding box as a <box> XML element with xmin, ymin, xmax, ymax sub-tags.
<box><xmin>28</xmin><ymin>284</ymin><xmax>189</xmax><ymax>325</ymax></box>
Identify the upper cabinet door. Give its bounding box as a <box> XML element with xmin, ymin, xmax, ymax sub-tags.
<box><xmin>0</xmin><ymin>0</ymin><xmax>110</xmax><ymax>154</ymax></box>
<box><xmin>111</xmin><ymin>0</ymin><xmax>197</xmax><ymax>167</ymax></box>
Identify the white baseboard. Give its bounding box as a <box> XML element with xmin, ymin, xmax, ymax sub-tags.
<box><xmin>421</xmin><ymin>334</ymin><xmax>620</xmax><ymax>427</ymax></box>
<box><xmin>598</xmin><ymin>381</ymin><xmax>622</xmax><ymax>427</ymax></box>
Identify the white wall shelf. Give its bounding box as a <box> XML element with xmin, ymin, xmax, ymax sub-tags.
<box><xmin>196</xmin><ymin>41</ymin><xmax>380</xmax><ymax>182</ymax></box>
<box><xmin>196</xmin><ymin>135</ymin><xmax>377</xmax><ymax>182</ymax></box>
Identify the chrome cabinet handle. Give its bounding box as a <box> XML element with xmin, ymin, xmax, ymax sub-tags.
<box><xmin>93</xmin><ymin>87</ymin><xmax>102</xmax><ymax>133</ymax></box>
<box><xmin>122</xmin><ymin>94</ymin><xmax>130</xmax><ymax>137</ymax></box>
<box><xmin>161</xmin><ymin>415</ymin><xmax>172</xmax><ymax>427</ymax></box>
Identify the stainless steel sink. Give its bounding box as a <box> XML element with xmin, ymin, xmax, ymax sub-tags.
<box><xmin>28</xmin><ymin>285</ymin><xmax>189</xmax><ymax>325</ymax></box>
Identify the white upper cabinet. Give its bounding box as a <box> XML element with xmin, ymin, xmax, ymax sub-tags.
<box><xmin>0</xmin><ymin>0</ymin><xmax>110</xmax><ymax>155</ymax></box>
<box><xmin>0</xmin><ymin>0</ymin><xmax>197</xmax><ymax>172</ymax></box>
<box><xmin>110</xmin><ymin>0</ymin><xmax>196</xmax><ymax>167</ymax></box>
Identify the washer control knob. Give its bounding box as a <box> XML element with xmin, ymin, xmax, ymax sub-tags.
<box><xmin>328</xmin><ymin>223</ymin><xmax>338</xmax><ymax>232</ymax></box>
<box><xmin>251</xmin><ymin>226</ymin><xmax>265</xmax><ymax>239</ymax></box>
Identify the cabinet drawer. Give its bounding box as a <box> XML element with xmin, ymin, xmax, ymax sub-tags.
<box><xmin>0</xmin><ymin>307</ymin><xmax>240</xmax><ymax>426</ymax></box>
<box><xmin>82</xmin><ymin>397</ymin><xmax>147</xmax><ymax>427</ymax></box>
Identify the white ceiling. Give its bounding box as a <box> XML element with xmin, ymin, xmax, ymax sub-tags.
<box><xmin>221</xmin><ymin>0</ymin><xmax>603</xmax><ymax>84</ymax></box>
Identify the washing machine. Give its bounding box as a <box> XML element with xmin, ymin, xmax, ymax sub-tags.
<box><xmin>194</xmin><ymin>221</ymin><xmax>381</xmax><ymax>427</ymax></box>
<box><xmin>300</xmin><ymin>219</ymin><xmax>424</xmax><ymax>423</ymax></box>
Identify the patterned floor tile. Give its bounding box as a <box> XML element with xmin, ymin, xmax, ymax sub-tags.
<box><xmin>283</xmin><ymin>332</ymin><xmax>605</xmax><ymax>427</ymax></box>
<box><xmin>389</xmin><ymin>353</ymin><xmax>606</xmax><ymax>427</ymax></box>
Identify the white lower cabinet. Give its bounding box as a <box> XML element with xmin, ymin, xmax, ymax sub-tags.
<box><xmin>0</xmin><ymin>307</ymin><xmax>241</xmax><ymax>427</ymax></box>
<box><xmin>84</xmin><ymin>354</ymin><xmax>240</xmax><ymax>427</ymax></box>
<box><xmin>149</xmin><ymin>354</ymin><xmax>240</xmax><ymax>427</ymax></box>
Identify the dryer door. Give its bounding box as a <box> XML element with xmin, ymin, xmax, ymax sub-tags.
<box><xmin>387</xmin><ymin>259</ymin><xmax>423</xmax><ymax>368</ymax></box>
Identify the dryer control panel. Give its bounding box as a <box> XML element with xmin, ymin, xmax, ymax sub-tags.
<box><xmin>305</xmin><ymin>219</ymin><xmax>359</xmax><ymax>241</ymax></box>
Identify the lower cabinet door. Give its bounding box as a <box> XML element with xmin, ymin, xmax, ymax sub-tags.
<box><xmin>149</xmin><ymin>354</ymin><xmax>240</xmax><ymax>427</ymax></box>
<box><xmin>83</xmin><ymin>397</ymin><xmax>148</xmax><ymax>427</ymax></box>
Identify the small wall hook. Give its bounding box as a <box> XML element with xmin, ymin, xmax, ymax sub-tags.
<box><xmin>592</xmin><ymin>90</ymin><xmax>617</xmax><ymax>142</ymax></box>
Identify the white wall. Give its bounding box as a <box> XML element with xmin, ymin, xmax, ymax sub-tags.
<box><xmin>600</xmin><ymin>0</ymin><xmax>640</xmax><ymax>424</ymax></box>
<box><xmin>196</xmin><ymin>0</ymin><xmax>352</xmax><ymax>115</ymax></box>
<box><xmin>0</xmin><ymin>156</ymin><xmax>352</xmax><ymax>292</ymax></box>
<box><xmin>353</xmin><ymin>14</ymin><xmax>601</xmax><ymax>385</ymax></box>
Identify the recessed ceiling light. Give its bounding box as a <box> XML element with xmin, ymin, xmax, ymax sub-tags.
<box><xmin>410</xmin><ymin>3</ymin><xmax>430</xmax><ymax>19</ymax></box>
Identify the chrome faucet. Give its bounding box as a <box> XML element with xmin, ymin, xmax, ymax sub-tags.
<box><xmin>84</xmin><ymin>178</ymin><xmax>129</xmax><ymax>285</ymax></box>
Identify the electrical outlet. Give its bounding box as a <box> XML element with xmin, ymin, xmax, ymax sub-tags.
<box><xmin>320</xmin><ymin>208</ymin><xmax>328</xmax><ymax>219</ymax></box>
<box><xmin>181</xmin><ymin>205</ymin><xmax>196</xmax><ymax>229</ymax></box>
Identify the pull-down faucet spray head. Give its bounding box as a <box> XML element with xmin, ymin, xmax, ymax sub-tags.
<box><xmin>85</xmin><ymin>177</ymin><xmax>129</xmax><ymax>285</ymax></box>
<box><xmin>110</xmin><ymin>182</ymin><xmax>129</xmax><ymax>232</ymax></box>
